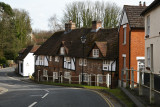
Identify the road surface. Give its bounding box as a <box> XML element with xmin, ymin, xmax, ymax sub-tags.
<box><xmin>0</xmin><ymin>67</ymin><xmax>111</xmax><ymax>107</ymax></box>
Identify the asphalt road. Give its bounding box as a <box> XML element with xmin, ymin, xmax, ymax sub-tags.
<box><xmin>0</xmin><ymin>67</ymin><xmax>110</xmax><ymax>107</ymax></box>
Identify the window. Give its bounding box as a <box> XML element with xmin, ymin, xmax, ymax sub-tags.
<box><xmin>60</xmin><ymin>47</ymin><xmax>65</xmax><ymax>55</ymax></box>
<box><xmin>98</xmin><ymin>74</ymin><xmax>103</xmax><ymax>83</ymax></box>
<box><xmin>39</xmin><ymin>56</ymin><xmax>44</xmax><ymax>65</ymax></box>
<box><xmin>122</xmin><ymin>54</ymin><xmax>126</xmax><ymax>69</ymax></box>
<box><xmin>53</xmin><ymin>72</ymin><xmax>58</xmax><ymax>79</ymax></box>
<box><xmin>103</xmin><ymin>60</ymin><xmax>110</xmax><ymax>71</ymax></box>
<box><xmin>55</xmin><ymin>56</ymin><xmax>59</xmax><ymax>62</ymax></box>
<box><xmin>93</xmin><ymin>49</ymin><xmax>99</xmax><ymax>57</ymax></box>
<box><xmin>79</xmin><ymin>59</ymin><xmax>82</xmax><ymax>66</ymax></box>
<box><xmin>43</xmin><ymin>69</ymin><xmax>48</xmax><ymax>76</ymax></box>
<box><xmin>123</xmin><ymin>25</ymin><xmax>127</xmax><ymax>44</ymax></box>
<box><xmin>147</xmin><ymin>47</ymin><xmax>151</xmax><ymax>67</ymax></box>
<box><xmin>64</xmin><ymin>72</ymin><xmax>70</xmax><ymax>79</ymax></box>
<box><xmin>66</xmin><ymin>57</ymin><xmax>71</xmax><ymax>62</ymax></box>
<box><xmin>49</xmin><ymin>56</ymin><xmax>52</xmax><ymax>61</ymax></box>
<box><xmin>84</xmin><ymin>59</ymin><xmax>87</xmax><ymax>66</ymax></box>
<box><xmin>79</xmin><ymin>58</ymin><xmax>87</xmax><ymax>66</ymax></box>
<box><xmin>81</xmin><ymin>73</ymin><xmax>88</xmax><ymax>82</ymax></box>
<box><xmin>147</xmin><ymin>15</ymin><xmax>150</xmax><ymax>36</ymax></box>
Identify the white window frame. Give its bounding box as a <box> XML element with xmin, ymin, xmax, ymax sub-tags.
<box><xmin>60</xmin><ymin>47</ymin><xmax>65</xmax><ymax>55</ymax></box>
<box><xmin>43</xmin><ymin>69</ymin><xmax>48</xmax><ymax>76</ymax></box>
<box><xmin>66</xmin><ymin>57</ymin><xmax>71</xmax><ymax>62</ymax></box>
<box><xmin>103</xmin><ymin>60</ymin><xmax>110</xmax><ymax>71</ymax></box>
<box><xmin>79</xmin><ymin>58</ymin><xmax>87</xmax><ymax>66</ymax></box>
<box><xmin>39</xmin><ymin>56</ymin><xmax>44</xmax><ymax>65</ymax></box>
<box><xmin>122</xmin><ymin>54</ymin><xmax>126</xmax><ymax>69</ymax></box>
<box><xmin>123</xmin><ymin>24</ymin><xmax>127</xmax><ymax>44</ymax></box>
<box><xmin>49</xmin><ymin>56</ymin><xmax>52</xmax><ymax>61</ymax></box>
<box><xmin>64</xmin><ymin>72</ymin><xmax>70</xmax><ymax>79</ymax></box>
<box><xmin>55</xmin><ymin>56</ymin><xmax>59</xmax><ymax>62</ymax></box>
<box><xmin>81</xmin><ymin>73</ymin><xmax>88</xmax><ymax>82</ymax></box>
<box><xmin>53</xmin><ymin>72</ymin><xmax>58</xmax><ymax>79</ymax></box>
<box><xmin>98</xmin><ymin>74</ymin><xmax>103</xmax><ymax>83</ymax></box>
<box><xmin>93</xmin><ymin>49</ymin><xmax>99</xmax><ymax>57</ymax></box>
<box><xmin>146</xmin><ymin>15</ymin><xmax>150</xmax><ymax>36</ymax></box>
<box><xmin>147</xmin><ymin>47</ymin><xmax>151</xmax><ymax>67</ymax></box>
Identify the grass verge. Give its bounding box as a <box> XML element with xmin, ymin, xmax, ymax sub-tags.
<box><xmin>107</xmin><ymin>88</ymin><xmax>135</xmax><ymax>107</ymax></box>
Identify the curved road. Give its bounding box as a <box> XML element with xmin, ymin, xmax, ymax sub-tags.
<box><xmin>0</xmin><ymin>67</ymin><xmax>110</xmax><ymax>107</ymax></box>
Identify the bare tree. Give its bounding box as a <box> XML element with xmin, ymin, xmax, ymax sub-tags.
<box><xmin>61</xmin><ymin>1</ymin><xmax>121</xmax><ymax>28</ymax></box>
<box><xmin>48</xmin><ymin>14</ymin><xmax>63</xmax><ymax>32</ymax></box>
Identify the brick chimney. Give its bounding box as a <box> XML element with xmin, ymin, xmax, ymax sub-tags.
<box><xmin>65</xmin><ymin>20</ymin><xmax>76</xmax><ymax>32</ymax></box>
<box><xmin>91</xmin><ymin>21</ymin><xmax>102</xmax><ymax>32</ymax></box>
<box><xmin>139</xmin><ymin>1</ymin><xmax>142</xmax><ymax>6</ymax></box>
<box><xmin>143</xmin><ymin>2</ymin><xmax>146</xmax><ymax>6</ymax></box>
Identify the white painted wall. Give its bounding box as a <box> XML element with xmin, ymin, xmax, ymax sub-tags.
<box><xmin>121</xmin><ymin>11</ymin><xmax>128</xmax><ymax>25</ymax></box>
<box><xmin>64</xmin><ymin>57</ymin><xmax>75</xmax><ymax>70</ymax></box>
<box><xmin>144</xmin><ymin>6</ymin><xmax>160</xmax><ymax>73</ymax></box>
<box><xmin>145</xmin><ymin>6</ymin><xmax>160</xmax><ymax>37</ymax></box>
<box><xmin>19</xmin><ymin>53</ymin><xmax>35</xmax><ymax>76</ymax></box>
<box><xmin>103</xmin><ymin>60</ymin><xmax>116</xmax><ymax>71</ymax></box>
<box><xmin>145</xmin><ymin>38</ymin><xmax>160</xmax><ymax>73</ymax></box>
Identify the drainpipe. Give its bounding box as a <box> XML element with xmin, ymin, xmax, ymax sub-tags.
<box><xmin>111</xmin><ymin>59</ymin><xmax>116</xmax><ymax>89</ymax></box>
<box><xmin>129</xmin><ymin>29</ymin><xmax>131</xmax><ymax>86</ymax></box>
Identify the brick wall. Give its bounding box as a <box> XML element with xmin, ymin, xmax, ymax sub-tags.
<box><xmin>119</xmin><ymin>24</ymin><xmax>130</xmax><ymax>80</ymax></box>
<box><xmin>119</xmin><ymin>24</ymin><xmax>145</xmax><ymax>83</ymax></box>
<box><xmin>130</xmin><ymin>29</ymin><xmax>145</xmax><ymax>82</ymax></box>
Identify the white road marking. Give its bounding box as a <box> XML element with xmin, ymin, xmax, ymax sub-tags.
<box><xmin>28</xmin><ymin>102</ymin><xmax>37</xmax><ymax>107</ymax></box>
<box><xmin>44</xmin><ymin>89</ymin><xmax>49</xmax><ymax>93</ymax></box>
<box><xmin>42</xmin><ymin>93</ymin><xmax>49</xmax><ymax>99</ymax></box>
<box><xmin>8</xmin><ymin>76</ymin><xmax>20</xmax><ymax>81</ymax></box>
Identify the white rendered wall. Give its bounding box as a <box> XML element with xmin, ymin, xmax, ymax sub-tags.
<box><xmin>21</xmin><ymin>53</ymin><xmax>35</xmax><ymax>76</ymax></box>
<box><xmin>144</xmin><ymin>6</ymin><xmax>160</xmax><ymax>73</ymax></box>
<box><xmin>145</xmin><ymin>6</ymin><xmax>160</xmax><ymax>37</ymax></box>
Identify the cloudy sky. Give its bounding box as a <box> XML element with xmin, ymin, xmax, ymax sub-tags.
<box><xmin>1</xmin><ymin>0</ymin><xmax>154</xmax><ymax>31</ymax></box>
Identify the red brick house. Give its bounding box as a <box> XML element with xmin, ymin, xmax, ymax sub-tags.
<box><xmin>34</xmin><ymin>21</ymin><xmax>118</xmax><ymax>88</ymax></box>
<box><xmin>118</xmin><ymin>2</ymin><xmax>147</xmax><ymax>87</ymax></box>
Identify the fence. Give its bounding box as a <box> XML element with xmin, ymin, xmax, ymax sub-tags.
<box><xmin>121</xmin><ymin>67</ymin><xmax>160</xmax><ymax>104</ymax></box>
<box><xmin>37</xmin><ymin>71</ymin><xmax>113</xmax><ymax>88</ymax></box>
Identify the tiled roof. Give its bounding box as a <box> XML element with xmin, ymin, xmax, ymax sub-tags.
<box><xmin>141</xmin><ymin>0</ymin><xmax>160</xmax><ymax>16</ymax></box>
<box><xmin>17</xmin><ymin>45</ymin><xmax>40</xmax><ymax>60</ymax></box>
<box><xmin>18</xmin><ymin>48</ymin><xmax>26</xmax><ymax>54</ymax></box>
<box><xmin>124</xmin><ymin>5</ymin><xmax>147</xmax><ymax>28</ymax></box>
<box><xmin>30</xmin><ymin>45</ymin><xmax>40</xmax><ymax>53</ymax></box>
<box><xmin>95</xmin><ymin>42</ymin><xmax>107</xmax><ymax>57</ymax></box>
<box><xmin>34</xmin><ymin>28</ymin><xmax>118</xmax><ymax>60</ymax></box>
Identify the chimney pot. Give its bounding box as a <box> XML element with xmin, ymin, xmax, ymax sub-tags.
<box><xmin>139</xmin><ymin>1</ymin><xmax>142</xmax><ymax>6</ymax></box>
<box><xmin>143</xmin><ymin>2</ymin><xmax>146</xmax><ymax>6</ymax></box>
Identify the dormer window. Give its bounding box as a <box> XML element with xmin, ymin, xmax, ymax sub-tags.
<box><xmin>93</xmin><ymin>49</ymin><xmax>99</xmax><ymax>57</ymax></box>
<box><xmin>55</xmin><ymin>56</ymin><xmax>59</xmax><ymax>62</ymax></box>
<box><xmin>60</xmin><ymin>47</ymin><xmax>65</xmax><ymax>55</ymax></box>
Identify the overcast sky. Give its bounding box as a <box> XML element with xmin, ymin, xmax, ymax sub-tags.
<box><xmin>0</xmin><ymin>0</ymin><xmax>154</xmax><ymax>31</ymax></box>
